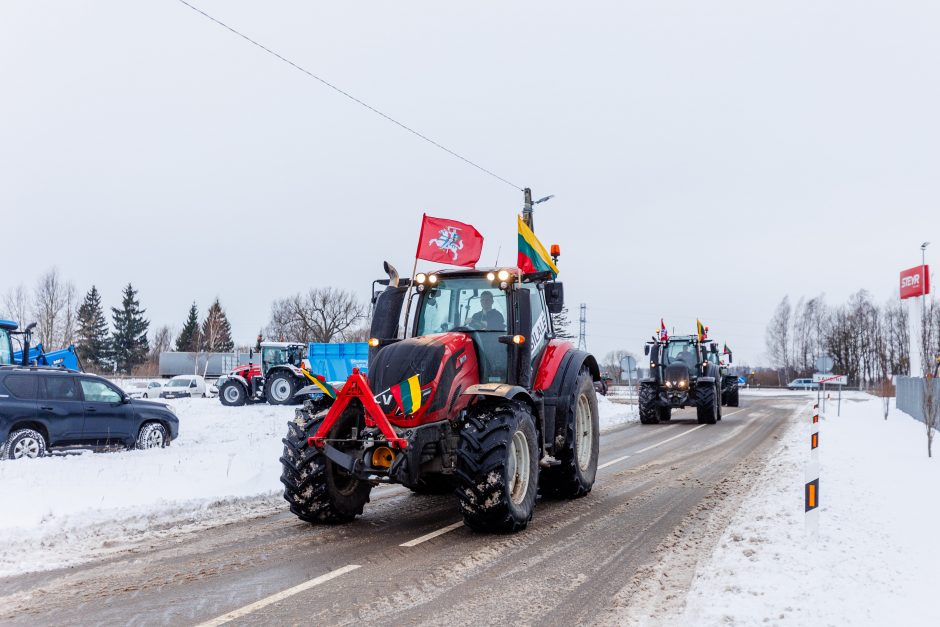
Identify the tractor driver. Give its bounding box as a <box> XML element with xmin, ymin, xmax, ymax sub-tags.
<box><xmin>469</xmin><ymin>291</ymin><xmax>505</xmax><ymax>331</ymax></box>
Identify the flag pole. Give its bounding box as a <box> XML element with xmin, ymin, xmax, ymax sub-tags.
<box><xmin>401</xmin><ymin>214</ymin><xmax>425</xmax><ymax>337</ymax></box>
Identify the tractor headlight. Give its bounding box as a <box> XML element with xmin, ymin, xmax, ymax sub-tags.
<box><xmin>415</xmin><ymin>273</ymin><xmax>427</xmax><ymax>284</ymax></box>
<box><xmin>486</xmin><ymin>272</ymin><xmax>496</xmax><ymax>281</ymax></box>
<box><xmin>497</xmin><ymin>269</ymin><xmax>511</xmax><ymax>281</ymax></box>
<box><xmin>665</xmin><ymin>381</ymin><xmax>673</xmax><ymax>388</ymax></box>
<box><xmin>678</xmin><ymin>380</ymin><xmax>687</xmax><ymax>388</ymax></box>
<box><xmin>428</xmin><ymin>274</ymin><xmax>438</xmax><ymax>284</ymax></box>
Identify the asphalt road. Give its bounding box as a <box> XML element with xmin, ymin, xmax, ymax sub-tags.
<box><xmin>0</xmin><ymin>395</ymin><xmax>801</xmax><ymax>626</ymax></box>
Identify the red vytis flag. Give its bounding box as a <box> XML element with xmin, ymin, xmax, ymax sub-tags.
<box><xmin>416</xmin><ymin>214</ymin><xmax>484</xmax><ymax>268</ymax></box>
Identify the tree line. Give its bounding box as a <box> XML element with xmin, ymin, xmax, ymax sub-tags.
<box><xmin>765</xmin><ymin>290</ymin><xmax>911</xmax><ymax>387</ymax></box>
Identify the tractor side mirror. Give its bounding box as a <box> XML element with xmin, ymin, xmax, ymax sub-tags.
<box><xmin>544</xmin><ymin>282</ymin><xmax>564</xmax><ymax>314</ymax></box>
<box><xmin>644</xmin><ymin>345</ymin><xmax>650</xmax><ymax>356</ymax></box>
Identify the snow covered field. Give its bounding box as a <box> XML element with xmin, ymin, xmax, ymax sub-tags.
<box><xmin>0</xmin><ymin>393</ymin><xmax>634</xmax><ymax>578</ymax></box>
<box><xmin>683</xmin><ymin>393</ymin><xmax>940</xmax><ymax>626</ymax></box>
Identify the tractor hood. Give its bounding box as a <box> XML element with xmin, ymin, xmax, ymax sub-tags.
<box><xmin>368</xmin><ymin>332</ymin><xmax>479</xmax><ymax>427</ymax></box>
<box><xmin>664</xmin><ymin>362</ymin><xmax>691</xmax><ymax>387</ymax></box>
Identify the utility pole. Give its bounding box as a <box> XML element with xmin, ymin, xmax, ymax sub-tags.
<box><xmin>578</xmin><ymin>303</ymin><xmax>587</xmax><ymax>350</ymax></box>
<box><xmin>522</xmin><ymin>187</ymin><xmax>555</xmax><ymax>233</ymax></box>
<box><xmin>921</xmin><ymin>242</ymin><xmax>930</xmax><ymax>376</ymax></box>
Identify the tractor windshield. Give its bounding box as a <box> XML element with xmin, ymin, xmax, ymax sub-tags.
<box><xmin>262</xmin><ymin>345</ymin><xmax>306</xmax><ymax>372</ymax></box>
<box><xmin>665</xmin><ymin>340</ymin><xmax>698</xmax><ymax>371</ymax></box>
<box><xmin>0</xmin><ymin>328</ymin><xmax>12</xmax><ymax>365</ymax></box>
<box><xmin>416</xmin><ymin>278</ymin><xmax>508</xmax><ymax>335</ymax></box>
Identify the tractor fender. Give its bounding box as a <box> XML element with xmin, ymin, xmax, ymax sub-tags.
<box><xmin>227</xmin><ymin>374</ymin><xmax>250</xmax><ymax>389</ymax></box>
<box><xmin>463</xmin><ymin>383</ymin><xmax>535</xmax><ymax>411</ymax></box>
<box><xmin>538</xmin><ymin>347</ymin><xmax>600</xmax><ymax>453</ymax></box>
<box><xmin>268</xmin><ymin>364</ymin><xmax>305</xmax><ymax>378</ymax></box>
<box><xmin>696</xmin><ymin>376</ymin><xmax>716</xmax><ymax>385</ymax></box>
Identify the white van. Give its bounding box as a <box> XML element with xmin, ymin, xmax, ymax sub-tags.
<box><xmin>160</xmin><ymin>375</ymin><xmax>207</xmax><ymax>399</ymax></box>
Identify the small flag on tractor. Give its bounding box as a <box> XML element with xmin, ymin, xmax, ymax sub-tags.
<box><xmin>723</xmin><ymin>342</ymin><xmax>731</xmax><ymax>355</ymax></box>
<box><xmin>302</xmin><ymin>369</ymin><xmax>338</xmax><ymax>399</ymax></box>
<box><xmin>517</xmin><ymin>215</ymin><xmax>559</xmax><ymax>278</ymax></box>
<box><xmin>659</xmin><ymin>319</ymin><xmax>669</xmax><ymax>342</ymax></box>
<box><xmin>390</xmin><ymin>375</ymin><xmax>423</xmax><ymax>415</ymax></box>
<box><xmin>697</xmin><ymin>319</ymin><xmax>707</xmax><ymax>341</ymax></box>
<box><xmin>417</xmin><ymin>214</ymin><xmax>484</xmax><ymax>268</ymax></box>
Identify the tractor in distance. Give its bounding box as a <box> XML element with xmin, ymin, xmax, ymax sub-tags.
<box><xmin>217</xmin><ymin>341</ymin><xmax>313</xmax><ymax>406</ymax></box>
<box><xmin>639</xmin><ymin>332</ymin><xmax>723</xmax><ymax>425</ymax></box>
<box><xmin>708</xmin><ymin>344</ymin><xmax>739</xmax><ymax>407</ymax></box>
<box><xmin>280</xmin><ymin>259</ymin><xmax>603</xmax><ymax>533</ymax></box>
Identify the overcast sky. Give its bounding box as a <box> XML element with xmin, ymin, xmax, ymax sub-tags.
<box><xmin>2</xmin><ymin>1</ymin><xmax>939</xmax><ymax>365</ymax></box>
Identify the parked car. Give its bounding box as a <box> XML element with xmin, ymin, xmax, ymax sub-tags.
<box><xmin>160</xmin><ymin>375</ymin><xmax>207</xmax><ymax>399</ymax></box>
<box><xmin>125</xmin><ymin>380</ymin><xmax>164</xmax><ymax>399</ymax></box>
<box><xmin>788</xmin><ymin>378</ymin><xmax>819</xmax><ymax>390</ymax></box>
<box><xmin>0</xmin><ymin>365</ymin><xmax>179</xmax><ymax>460</ymax></box>
<box><xmin>593</xmin><ymin>375</ymin><xmax>613</xmax><ymax>396</ymax></box>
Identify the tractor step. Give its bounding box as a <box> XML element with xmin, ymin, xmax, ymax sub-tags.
<box><xmin>539</xmin><ymin>455</ymin><xmax>561</xmax><ymax>468</ymax></box>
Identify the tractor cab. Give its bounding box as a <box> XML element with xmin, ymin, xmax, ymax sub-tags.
<box><xmin>261</xmin><ymin>342</ymin><xmax>307</xmax><ymax>374</ymax></box>
<box><xmin>0</xmin><ymin>320</ymin><xmax>16</xmax><ymax>366</ymax></box>
<box><xmin>662</xmin><ymin>336</ymin><xmax>701</xmax><ymax>375</ymax></box>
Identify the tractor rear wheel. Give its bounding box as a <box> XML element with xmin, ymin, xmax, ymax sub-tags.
<box><xmin>265</xmin><ymin>371</ymin><xmax>299</xmax><ymax>405</ymax></box>
<box><xmin>540</xmin><ymin>371</ymin><xmax>599</xmax><ymax>499</ymax></box>
<box><xmin>219</xmin><ymin>380</ymin><xmax>247</xmax><ymax>406</ymax></box>
<box><xmin>280</xmin><ymin>405</ymin><xmax>372</xmax><ymax>523</ymax></box>
<box><xmin>456</xmin><ymin>401</ymin><xmax>539</xmax><ymax>532</ymax></box>
<box><xmin>638</xmin><ymin>382</ymin><xmax>660</xmax><ymax>424</ymax></box>
<box><xmin>696</xmin><ymin>383</ymin><xmax>718</xmax><ymax>424</ymax></box>
<box><xmin>726</xmin><ymin>383</ymin><xmax>739</xmax><ymax>407</ymax></box>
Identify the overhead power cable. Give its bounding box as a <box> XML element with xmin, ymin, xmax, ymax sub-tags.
<box><xmin>176</xmin><ymin>0</ymin><xmax>521</xmax><ymax>190</ymax></box>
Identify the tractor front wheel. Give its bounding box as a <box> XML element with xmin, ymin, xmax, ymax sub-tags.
<box><xmin>540</xmin><ymin>370</ymin><xmax>599</xmax><ymax>499</ymax></box>
<box><xmin>280</xmin><ymin>405</ymin><xmax>372</xmax><ymax>523</ymax></box>
<box><xmin>265</xmin><ymin>371</ymin><xmax>299</xmax><ymax>405</ymax></box>
<box><xmin>696</xmin><ymin>383</ymin><xmax>718</xmax><ymax>424</ymax></box>
<box><xmin>638</xmin><ymin>382</ymin><xmax>660</xmax><ymax>424</ymax></box>
<box><xmin>456</xmin><ymin>401</ymin><xmax>539</xmax><ymax>532</ymax></box>
<box><xmin>219</xmin><ymin>380</ymin><xmax>247</xmax><ymax>406</ymax></box>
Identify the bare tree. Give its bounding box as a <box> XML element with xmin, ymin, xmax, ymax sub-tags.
<box><xmin>919</xmin><ymin>299</ymin><xmax>940</xmax><ymax>457</ymax></box>
<box><xmin>31</xmin><ymin>268</ymin><xmax>77</xmax><ymax>349</ymax></box>
<box><xmin>765</xmin><ymin>296</ymin><xmax>792</xmax><ymax>385</ymax></box>
<box><xmin>267</xmin><ymin>287</ymin><xmax>366</xmax><ymax>343</ymax></box>
<box><xmin>2</xmin><ymin>284</ymin><xmax>31</xmax><ymax>329</ymax></box>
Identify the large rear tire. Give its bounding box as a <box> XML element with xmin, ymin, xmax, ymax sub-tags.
<box><xmin>727</xmin><ymin>383</ymin><xmax>739</xmax><ymax>407</ymax></box>
<box><xmin>280</xmin><ymin>405</ymin><xmax>372</xmax><ymax>523</ymax></box>
<box><xmin>456</xmin><ymin>401</ymin><xmax>539</xmax><ymax>533</ymax></box>
<box><xmin>639</xmin><ymin>382</ymin><xmax>660</xmax><ymax>424</ymax></box>
<box><xmin>696</xmin><ymin>383</ymin><xmax>718</xmax><ymax>424</ymax></box>
<box><xmin>540</xmin><ymin>371</ymin><xmax>599</xmax><ymax>499</ymax></box>
<box><xmin>219</xmin><ymin>380</ymin><xmax>247</xmax><ymax>407</ymax></box>
<box><xmin>265</xmin><ymin>371</ymin><xmax>299</xmax><ymax>405</ymax></box>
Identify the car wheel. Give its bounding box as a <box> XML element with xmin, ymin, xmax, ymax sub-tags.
<box><xmin>4</xmin><ymin>429</ymin><xmax>47</xmax><ymax>460</ymax></box>
<box><xmin>136</xmin><ymin>423</ymin><xmax>169</xmax><ymax>450</ymax></box>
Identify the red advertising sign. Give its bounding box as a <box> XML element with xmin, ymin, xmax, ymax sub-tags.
<box><xmin>900</xmin><ymin>265</ymin><xmax>930</xmax><ymax>299</ymax></box>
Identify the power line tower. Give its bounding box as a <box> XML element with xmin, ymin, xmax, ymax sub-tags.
<box><xmin>578</xmin><ymin>303</ymin><xmax>587</xmax><ymax>350</ymax></box>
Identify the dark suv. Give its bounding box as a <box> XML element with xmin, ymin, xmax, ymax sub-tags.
<box><xmin>0</xmin><ymin>366</ymin><xmax>179</xmax><ymax>460</ymax></box>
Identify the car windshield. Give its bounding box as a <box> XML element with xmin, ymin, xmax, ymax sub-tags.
<box><xmin>0</xmin><ymin>328</ymin><xmax>12</xmax><ymax>365</ymax></box>
<box><xmin>415</xmin><ymin>277</ymin><xmax>508</xmax><ymax>335</ymax></box>
<box><xmin>168</xmin><ymin>378</ymin><xmax>191</xmax><ymax>387</ymax></box>
<box><xmin>665</xmin><ymin>340</ymin><xmax>697</xmax><ymax>368</ymax></box>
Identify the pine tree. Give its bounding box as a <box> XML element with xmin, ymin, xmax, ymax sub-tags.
<box><xmin>201</xmin><ymin>298</ymin><xmax>234</xmax><ymax>352</ymax></box>
<box><xmin>175</xmin><ymin>302</ymin><xmax>200</xmax><ymax>352</ymax></box>
<box><xmin>75</xmin><ymin>285</ymin><xmax>110</xmax><ymax>370</ymax></box>
<box><xmin>110</xmin><ymin>283</ymin><xmax>150</xmax><ymax>374</ymax></box>
<box><xmin>552</xmin><ymin>306</ymin><xmax>576</xmax><ymax>339</ymax></box>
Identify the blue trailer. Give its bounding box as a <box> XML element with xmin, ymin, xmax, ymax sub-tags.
<box><xmin>13</xmin><ymin>343</ymin><xmax>81</xmax><ymax>370</ymax></box>
<box><xmin>306</xmin><ymin>342</ymin><xmax>369</xmax><ymax>382</ymax></box>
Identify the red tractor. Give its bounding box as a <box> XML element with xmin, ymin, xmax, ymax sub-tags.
<box><xmin>218</xmin><ymin>342</ymin><xmax>312</xmax><ymax>406</ymax></box>
<box><xmin>280</xmin><ymin>262</ymin><xmax>602</xmax><ymax>532</ymax></box>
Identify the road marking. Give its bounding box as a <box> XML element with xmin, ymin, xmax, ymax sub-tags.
<box><xmin>597</xmin><ymin>454</ymin><xmax>630</xmax><ymax>470</ymax></box>
<box><xmin>195</xmin><ymin>564</ymin><xmax>360</xmax><ymax>626</ymax></box>
<box><xmin>632</xmin><ymin>424</ymin><xmax>707</xmax><ymax>454</ymax></box>
<box><xmin>400</xmin><ymin>521</ymin><xmax>464</xmax><ymax>547</ymax></box>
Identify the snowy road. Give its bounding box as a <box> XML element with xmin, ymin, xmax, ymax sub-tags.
<box><xmin>0</xmin><ymin>396</ymin><xmax>799</xmax><ymax>626</ymax></box>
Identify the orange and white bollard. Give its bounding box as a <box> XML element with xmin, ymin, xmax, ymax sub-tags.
<box><xmin>805</xmin><ymin>404</ymin><xmax>820</xmax><ymax>535</ymax></box>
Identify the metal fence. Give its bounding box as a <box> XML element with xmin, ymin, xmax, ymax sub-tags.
<box><xmin>896</xmin><ymin>376</ymin><xmax>940</xmax><ymax>424</ymax></box>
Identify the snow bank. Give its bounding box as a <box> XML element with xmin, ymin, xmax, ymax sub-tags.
<box><xmin>0</xmin><ymin>398</ymin><xmax>291</xmax><ymax>577</ymax></box>
<box><xmin>683</xmin><ymin>393</ymin><xmax>940</xmax><ymax>626</ymax></box>
<box><xmin>598</xmin><ymin>394</ymin><xmax>637</xmax><ymax>431</ymax></box>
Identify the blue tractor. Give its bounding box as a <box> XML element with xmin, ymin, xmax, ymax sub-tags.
<box><xmin>0</xmin><ymin>320</ymin><xmax>81</xmax><ymax>370</ymax></box>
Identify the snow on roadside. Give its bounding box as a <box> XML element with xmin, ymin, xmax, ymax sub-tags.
<box><xmin>682</xmin><ymin>393</ymin><xmax>940</xmax><ymax>626</ymax></box>
<box><xmin>598</xmin><ymin>393</ymin><xmax>637</xmax><ymax>431</ymax></box>
<box><xmin>0</xmin><ymin>398</ymin><xmax>292</xmax><ymax>578</ymax></box>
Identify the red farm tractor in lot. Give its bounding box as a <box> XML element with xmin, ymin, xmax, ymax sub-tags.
<box><xmin>280</xmin><ymin>263</ymin><xmax>602</xmax><ymax>533</ymax></box>
<box><xmin>218</xmin><ymin>342</ymin><xmax>316</xmax><ymax>406</ymax></box>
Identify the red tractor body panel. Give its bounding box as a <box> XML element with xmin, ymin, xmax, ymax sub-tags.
<box><xmin>533</xmin><ymin>339</ymin><xmax>575</xmax><ymax>392</ymax></box>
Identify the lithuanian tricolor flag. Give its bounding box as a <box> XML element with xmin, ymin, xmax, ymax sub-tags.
<box><xmin>696</xmin><ymin>319</ymin><xmax>707</xmax><ymax>341</ymax></box>
<box><xmin>517</xmin><ymin>215</ymin><xmax>559</xmax><ymax>278</ymax></box>
<box><xmin>302</xmin><ymin>369</ymin><xmax>338</xmax><ymax>399</ymax></box>
<box><xmin>390</xmin><ymin>374</ymin><xmax>422</xmax><ymax>415</ymax></box>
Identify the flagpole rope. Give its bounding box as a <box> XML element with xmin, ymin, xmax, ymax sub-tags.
<box><xmin>175</xmin><ymin>0</ymin><xmax>522</xmax><ymax>190</ymax></box>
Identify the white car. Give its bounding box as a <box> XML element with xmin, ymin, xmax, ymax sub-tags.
<box><xmin>125</xmin><ymin>380</ymin><xmax>165</xmax><ymax>399</ymax></box>
<box><xmin>160</xmin><ymin>375</ymin><xmax>207</xmax><ymax>399</ymax></box>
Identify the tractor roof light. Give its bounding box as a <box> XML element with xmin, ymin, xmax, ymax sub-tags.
<box><xmin>415</xmin><ymin>273</ymin><xmax>427</xmax><ymax>285</ymax></box>
<box><xmin>486</xmin><ymin>272</ymin><xmax>496</xmax><ymax>281</ymax></box>
<box><xmin>428</xmin><ymin>274</ymin><xmax>438</xmax><ymax>284</ymax></box>
<box><xmin>497</xmin><ymin>269</ymin><xmax>511</xmax><ymax>282</ymax></box>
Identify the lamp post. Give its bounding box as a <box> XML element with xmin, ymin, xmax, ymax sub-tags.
<box><xmin>922</xmin><ymin>242</ymin><xmax>930</xmax><ymax>377</ymax></box>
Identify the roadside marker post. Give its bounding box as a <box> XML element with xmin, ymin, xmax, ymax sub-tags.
<box><xmin>805</xmin><ymin>404</ymin><xmax>820</xmax><ymax>536</ymax></box>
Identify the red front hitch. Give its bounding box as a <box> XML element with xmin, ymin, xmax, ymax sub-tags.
<box><xmin>307</xmin><ymin>368</ymin><xmax>409</xmax><ymax>449</ymax></box>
